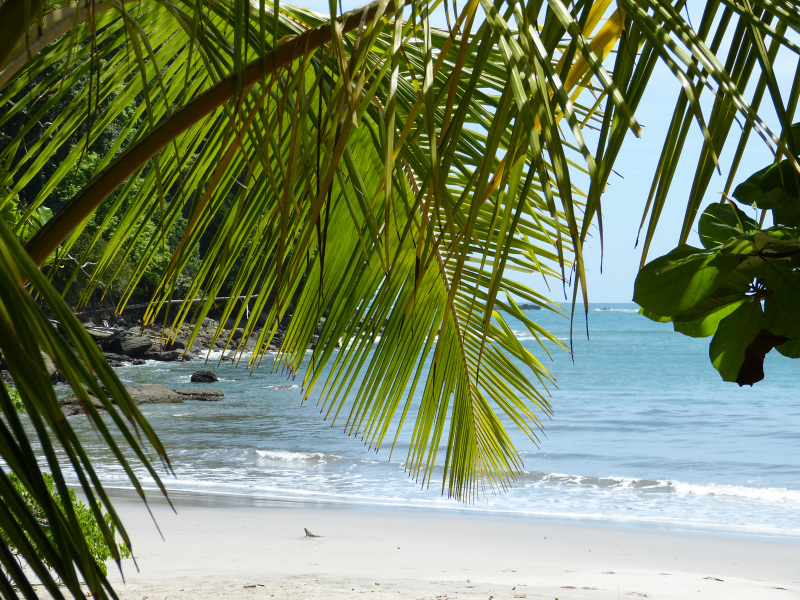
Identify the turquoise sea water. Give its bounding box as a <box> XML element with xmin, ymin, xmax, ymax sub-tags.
<box><xmin>64</xmin><ymin>304</ymin><xmax>800</xmax><ymax>539</ymax></box>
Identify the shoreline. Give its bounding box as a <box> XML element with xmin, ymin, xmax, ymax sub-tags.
<box><xmin>99</xmin><ymin>488</ymin><xmax>800</xmax><ymax>599</ymax></box>
<box><xmin>101</xmin><ymin>485</ymin><xmax>800</xmax><ymax>545</ymax></box>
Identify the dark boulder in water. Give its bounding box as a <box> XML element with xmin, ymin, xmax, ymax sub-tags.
<box><xmin>191</xmin><ymin>370</ymin><xmax>218</xmax><ymax>383</ymax></box>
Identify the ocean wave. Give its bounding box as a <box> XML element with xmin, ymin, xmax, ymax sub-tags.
<box><xmin>203</xmin><ymin>349</ymin><xmax>255</xmax><ymax>362</ymax></box>
<box><xmin>512</xmin><ymin>333</ymin><xmax>536</xmax><ymax>341</ymax></box>
<box><xmin>253</xmin><ymin>449</ymin><xmax>333</xmax><ymax>465</ymax></box>
<box><xmin>670</xmin><ymin>481</ymin><xmax>800</xmax><ymax>502</ymax></box>
<box><xmin>519</xmin><ymin>471</ymin><xmax>800</xmax><ymax>503</ymax></box>
<box><xmin>594</xmin><ymin>307</ymin><xmax>639</xmax><ymax>313</ymax></box>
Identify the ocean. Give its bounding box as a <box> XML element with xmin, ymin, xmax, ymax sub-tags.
<box><xmin>63</xmin><ymin>304</ymin><xmax>800</xmax><ymax>540</ymax></box>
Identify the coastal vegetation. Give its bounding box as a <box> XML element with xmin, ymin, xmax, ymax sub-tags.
<box><xmin>0</xmin><ymin>0</ymin><xmax>798</xmax><ymax>598</ymax></box>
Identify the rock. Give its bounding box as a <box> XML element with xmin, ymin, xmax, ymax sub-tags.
<box><xmin>40</xmin><ymin>351</ymin><xmax>59</xmax><ymax>384</ymax></box>
<box><xmin>59</xmin><ymin>383</ymin><xmax>226</xmax><ymax>416</ymax></box>
<box><xmin>191</xmin><ymin>370</ymin><xmax>218</xmax><ymax>383</ymax></box>
<box><xmin>516</xmin><ymin>303</ymin><xmax>541</xmax><ymax>310</ymax></box>
<box><xmin>104</xmin><ymin>333</ymin><xmax>152</xmax><ymax>357</ymax></box>
<box><xmin>132</xmin><ymin>358</ymin><xmax>147</xmax><ymax>366</ymax></box>
<box><xmin>230</xmin><ymin>328</ymin><xmax>245</xmax><ymax>342</ymax></box>
<box><xmin>86</xmin><ymin>329</ymin><xmax>117</xmax><ymax>345</ymax></box>
<box><xmin>59</xmin><ymin>395</ymin><xmax>104</xmax><ymax>417</ymax></box>
<box><xmin>140</xmin><ymin>350</ymin><xmax>185</xmax><ymax>362</ymax></box>
<box><xmin>164</xmin><ymin>338</ymin><xmax>186</xmax><ymax>351</ymax></box>
<box><xmin>126</xmin><ymin>384</ymin><xmax>183</xmax><ymax>404</ymax></box>
<box><xmin>174</xmin><ymin>388</ymin><xmax>224</xmax><ymax>402</ymax></box>
<box><xmin>102</xmin><ymin>352</ymin><xmax>134</xmax><ymax>367</ymax></box>
<box><xmin>60</xmin><ymin>384</ymin><xmax>182</xmax><ymax>416</ymax></box>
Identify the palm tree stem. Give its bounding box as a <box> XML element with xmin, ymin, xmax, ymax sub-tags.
<box><xmin>24</xmin><ymin>0</ymin><xmax>408</xmax><ymax>267</ymax></box>
<box><xmin>0</xmin><ymin>0</ymin><xmax>125</xmax><ymax>89</ymax></box>
<box><xmin>0</xmin><ymin>0</ymin><xmax>45</xmax><ymax>69</ymax></box>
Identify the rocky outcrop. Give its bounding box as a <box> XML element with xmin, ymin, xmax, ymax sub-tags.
<box><xmin>79</xmin><ymin>314</ymin><xmax>285</xmax><ymax>366</ymax></box>
<box><xmin>101</xmin><ymin>352</ymin><xmax>134</xmax><ymax>367</ymax></box>
<box><xmin>191</xmin><ymin>370</ymin><xmax>218</xmax><ymax>383</ymax></box>
<box><xmin>103</xmin><ymin>332</ymin><xmax>152</xmax><ymax>357</ymax></box>
<box><xmin>126</xmin><ymin>384</ymin><xmax>183</xmax><ymax>404</ymax></box>
<box><xmin>141</xmin><ymin>350</ymin><xmax>187</xmax><ymax>362</ymax></box>
<box><xmin>59</xmin><ymin>383</ymin><xmax>225</xmax><ymax>416</ymax></box>
<box><xmin>174</xmin><ymin>388</ymin><xmax>224</xmax><ymax>402</ymax></box>
<box><xmin>516</xmin><ymin>303</ymin><xmax>542</xmax><ymax>310</ymax></box>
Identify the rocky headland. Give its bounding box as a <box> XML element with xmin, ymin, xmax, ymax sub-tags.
<box><xmin>59</xmin><ymin>384</ymin><xmax>225</xmax><ymax>416</ymax></box>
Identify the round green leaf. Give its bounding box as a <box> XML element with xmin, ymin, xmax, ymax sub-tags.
<box><xmin>698</xmin><ymin>202</ymin><xmax>756</xmax><ymax>249</ymax></box>
<box><xmin>763</xmin><ymin>269</ymin><xmax>800</xmax><ymax>358</ymax></box>
<box><xmin>709</xmin><ymin>300</ymin><xmax>765</xmax><ymax>384</ymax></box>
<box><xmin>673</xmin><ymin>295</ymin><xmax>745</xmax><ymax>338</ymax></box>
<box><xmin>634</xmin><ymin>244</ymin><xmax>740</xmax><ymax>318</ymax></box>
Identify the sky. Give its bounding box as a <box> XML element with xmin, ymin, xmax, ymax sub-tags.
<box><xmin>293</xmin><ymin>0</ymin><xmax>795</xmax><ymax>303</ymax></box>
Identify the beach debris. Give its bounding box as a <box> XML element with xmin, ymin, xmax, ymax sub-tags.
<box><xmin>703</xmin><ymin>576</ymin><xmax>724</xmax><ymax>582</ymax></box>
<box><xmin>304</xmin><ymin>527</ymin><xmax>321</xmax><ymax>537</ymax></box>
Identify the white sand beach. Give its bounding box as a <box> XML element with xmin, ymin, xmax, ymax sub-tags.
<box><xmin>100</xmin><ymin>490</ymin><xmax>800</xmax><ymax>600</ymax></box>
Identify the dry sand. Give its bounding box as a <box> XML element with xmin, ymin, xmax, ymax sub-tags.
<box><xmin>96</xmin><ymin>490</ymin><xmax>800</xmax><ymax>600</ymax></box>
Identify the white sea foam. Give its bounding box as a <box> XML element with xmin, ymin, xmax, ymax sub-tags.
<box><xmin>525</xmin><ymin>471</ymin><xmax>800</xmax><ymax>504</ymax></box>
<box><xmin>254</xmin><ymin>450</ymin><xmax>327</xmax><ymax>464</ymax></box>
<box><xmin>669</xmin><ymin>481</ymin><xmax>800</xmax><ymax>502</ymax></box>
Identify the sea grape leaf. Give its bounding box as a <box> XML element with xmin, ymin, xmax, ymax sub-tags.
<box><xmin>709</xmin><ymin>300</ymin><xmax>766</xmax><ymax>384</ymax></box>
<box><xmin>733</xmin><ymin>160</ymin><xmax>800</xmax><ymax>226</ymax></box>
<box><xmin>639</xmin><ymin>308</ymin><xmax>671</xmax><ymax>323</ymax></box>
<box><xmin>634</xmin><ymin>245</ymin><xmax>740</xmax><ymax>318</ymax></box>
<box><xmin>752</xmin><ymin>230</ymin><xmax>800</xmax><ymax>262</ymax></box>
<box><xmin>732</xmin><ymin>123</ymin><xmax>800</xmax><ymax>214</ymax></box>
<box><xmin>736</xmin><ymin>329</ymin><xmax>790</xmax><ymax>386</ymax></box>
<box><xmin>672</xmin><ymin>295</ymin><xmax>745</xmax><ymax>338</ymax></box>
<box><xmin>763</xmin><ymin>269</ymin><xmax>800</xmax><ymax>358</ymax></box>
<box><xmin>698</xmin><ymin>203</ymin><xmax>756</xmax><ymax>249</ymax></box>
